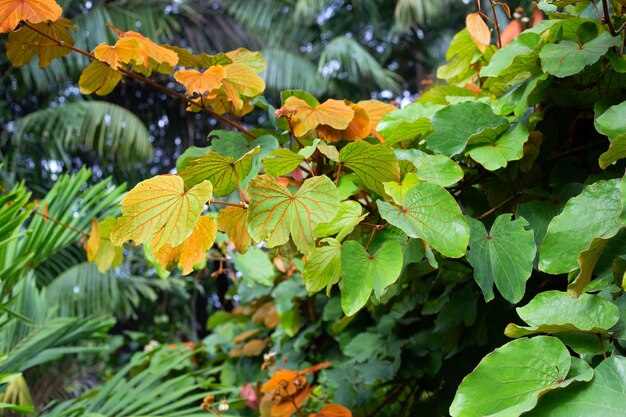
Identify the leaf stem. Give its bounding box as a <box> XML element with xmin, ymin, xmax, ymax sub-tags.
<box><xmin>32</xmin><ymin>208</ymin><xmax>90</xmax><ymax>238</ymax></box>
<box><xmin>488</xmin><ymin>0</ymin><xmax>502</xmax><ymax>48</ymax></box>
<box><xmin>21</xmin><ymin>21</ymin><xmax>256</xmax><ymax>139</ymax></box>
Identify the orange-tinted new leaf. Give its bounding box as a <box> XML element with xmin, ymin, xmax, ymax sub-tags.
<box><xmin>175</xmin><ymin>66</ymin><xmax>226</xmax><ymax>96</ymax></box>
<box><xmin>283</xmin><ymin>97</ymin><xmax>355</xmax><ymax>137</ymax></box>
<box><xmin>217</xmin><ymin>206</ymin><xmax>252</xmax><ymax>253</ymax></box>
<box><xmin>6</xmin><ymin>18</ymin><xmax>75</xmax><ymax>68</ymax></box>
<box><xmin>466</xmin><ymin>12</ymin><xmax>491</xmax><ymax>52</ymax></box>
<box><xmin>94</xmin><ymin>37</ymin><xmax>141</xmax><ymax>70</ymax></box>
<box><xmin>0</xmin><ymin>0</ymin><xmax>62</xmax><ymax>33</ymax></box>
<box><xmin>310</xmin><ymin>404</ymin><xmax>353</xmax><ymax>417</ymax></box>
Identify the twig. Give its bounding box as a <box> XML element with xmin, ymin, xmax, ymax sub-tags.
<box><xmin>32</xmin><ymin>209</ymin><xmax>90</xmax><ymax>238</ymax></box>
<box><xmin>21</xmin><ymin>21</ymin><xmax>256</xmax><ymax>139</ymax></box>
<box><xmin>208</xmin><ymin>200</ymin><xmax>248</xmax><ymax>209</ymax></box>
<box><xmin>600</xmin><ymin>0</ymin><xmax>626</xmax><ymax>36</ymax></box>
<box><xmin>488</xmin><ymin>0</ymin><xmax>502</xmax><ymax>47</ymax></box>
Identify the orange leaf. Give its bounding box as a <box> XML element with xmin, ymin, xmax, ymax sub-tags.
<box><xmin>500</xmin><ymin>20</ymin><xmax>522</xmax><ymax>46</ymax></box>
<box><xmin>531</xmin><ymin>8</ymin><xmax>544</xmax><ymax>27</ymax></box>
<box><xmin>217</xmin><ymin>206</ymin><xmax>252</xmax><ymax>253</ymax></box>
<box><xmin>232</xmin><ymin>328</ymin><xmax>262</xmax><ymax>344</ymax></box>
<box><xmin>310</xmin><ymin>404</ymin><xmax>353</xmax><ymax>417</ymax></box>
<box><xmin>251</xmin><ymin>302</ymin><xmax>280</xmax><ymax>329</ymax></box>
<box><xmin>108</xmin><ymin>23</ymin><xmax>178</xmax><ymax>74</ymax></box>
<box><xmin>94</xmin><ymin>37</ymin><xmax>141</xmax><ymax>70</ymax></box>
<box><xmin>0</xmin><ymin>0</ymin><xmax>62</xmax><ymax>33</ymax></box>
<box><xmin>221</xmin><ymin>63</ymin><xmax>266</xmax><ymax>110</ymax></box>
<box><xmin>466</xmin><ymin>12</ymin><xmax>491</xmax><ymax>52</ymax></box>
<box><xmin>319</xmin><ymin>103</ymin><xmax>371</xmax><ymax>142</ymax></box>
<box><xmin>6</xmin><ymin>18</ymin><xmax>75</xmax><ymax>68</ymax></box>
<box><xmin>261</xmin><ymin>370</ymin><xmax>303</xmax><ymax>394</ymax></box>
<box><xmin>270</xmin><ymin>387</ymin><xmax>313</xmax><ymax>417</ymax></box>
<box><xmin>283</xmin><ymin>97</ymin><xmax>355</xmax><ymax>137</ymax></box>
<box><xmin>78</xmin><ymin>60</ymin><xmax>123</xmax><ymax>96</ymax></box>
<box><xmin>357</xmin><ymin>99</ymin><xmax>397</xmax><ymax>142</ymax></box>
<box><xmin>175</xmin><ymin>66</ymin><xmax>226</xmax><ymax>96</ymax></box>
<box><xmin>154</xmin><ymin>215</ymin><xmax>217</xmax><ymax>274</ymax></box>
<box><xmin>230</xmin><ymin>338</ymin><xmax>269</xmax><ymax>358</ymax></box>
<box><xmin>111</xmin><ymin>175</ymin><xmax>213</xmax><ymax>250</ymax></box>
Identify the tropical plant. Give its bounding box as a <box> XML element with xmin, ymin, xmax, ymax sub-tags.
<box><xmin>2</xmin><ymin>0</ymin><xmax>626</xmax><ymax>416</ymax></box>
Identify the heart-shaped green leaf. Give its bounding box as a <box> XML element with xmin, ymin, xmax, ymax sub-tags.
<box><xmin>466</xmin><ymin>214</ymin><xmax>536</xmax><ymax>304</ymax></box>
<box><xmin>339</xmin><ymin>141</ymin><xmax>400</xmax><ymax>196</ymax></box>
<box><xmin>341</xmin><ymin>240</ymin><xmax>403</xmax><ymax>316</ymax></box>
<box><xmin>377</xmin><ymin>182</ymin><xmax>469</xmax><ymax>258</ymax></box>
<box><xmin>466</xmin><ymin>122</ymin><xmax>529</xmax><ymax>171</ymax></box>
<box><xmin>264</xmin><ymin>148</ymin><xmax>305</xmax><ymax>177</ymax></box>
<box><xmin>303</xmin><ymin>238</ymin><xmax>342</xmax><ymax>293</ymax></box>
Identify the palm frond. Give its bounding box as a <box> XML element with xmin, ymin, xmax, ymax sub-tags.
<box><xmin>46</xmin><ymin>263</ymin><xmax>161</xmax><ymax>320</ymax></box>
<box><xmin>262</xmin><ymin>47</ymin><xmax>328</xmax><ymax>96</ymax></box>
<box><xmin>41</xmin><ymin>348</ymin><xmax>222</xmax><ymax>417</ymax></box>
<box><xmin>7</xmin><ymin>101</ymin><xmax>153</xmax><ymax>169</ymax></box>
<box><xmin>394</xmin><ymin>0</ymin><xmax>452</xmax><ymax>32</ymax></box>
<box><xmin>319</xmin><ymin>36</ymin><xmax>403</xmax><ymax>93</ymax></box>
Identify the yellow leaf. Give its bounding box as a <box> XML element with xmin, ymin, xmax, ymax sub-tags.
<box><xmin>217</xmin><ymin>206</ymin><xmax>251</xmax><ymax>253</ymax></box>
<box><xmin>466</xmin><ymin>12</ymin><xmax>491</xmax><ymax>52</ymax></box>
<box><xmin>85</xmin><ymin>216</ymin><xmax>123</xmax><ymax>273</ymax></box>
<box><xmin>357</xmin><ymin>99</ymin><xmax>397</xmax><ymax>140</ymax></box>
<box><xmin>111</xmin><ymin>175</ymin><xmax>213</xmax><ymax>250</ymax></box>
<box><xmin>282</xmin><ymin>97</ymin><xmax>355</xmax><ymax>137</ymax></box>
<box><xmin>6</xmin><ymin>18</ymin><xmax>75</xmax><ymax>68</ymax></box>
<box><xmin>174</xmin><ymin>66</ymin><xmax>226</xmax><ymax>96</ymax></box>
<box><xmin>154</xmin><ymin>215</ymin><xmax>217</xmax><ymax>275</ymax></box>
<box><xmin>318</xmin><ymin>103</ymin><xmax>371</xmax><ymax>142</ymax></box>
<box><xmin>221</xmin><ymin>63</ymin><xmax>266</xmax><ymax>110</ymax></box>
<box><xmin>107</xmin><ymin>23</ymin><xmax>178</xmax><ymax>75</ymax></box>
<box><xmin>0</xmin><ymin>0</ymin><xmax>62</xmax><ymax>33</ymax></box>
<box><xmin>79</xmin><ymin>60</ymin><xmax>123</xmax><ymax>96</ymax></box>
<box><xmin>225</xmin><ymin>48</ymin><xmax>266</xmax><ymax>72</ymax></box>
<box><xmin>94</xmin><ymin>37</ymin><xmax>141</xmax><ymax>70</ymax></box>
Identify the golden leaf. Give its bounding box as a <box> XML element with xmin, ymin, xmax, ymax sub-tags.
<box><xmin>0</xmin><ymin>0</ymin><xmax>62</xmax><ymax>33</ymax></box>
<box><xmin>94</xmin><ymin>37</ymin><xmax>141</xmax><ymax>70</ymax></box>
<box><xmin>466</xmin><ymin>12</ymin><xmax>491</xmax><ymax>52</ymax></box>
<box><xmin>221</xmin><ymin>63</ymin><xmax>266</xmax><ymax>110</ymax></box>
<box><xmin>318</xmin><ymin>103</ymin><xmax>371</xmax><ymax>142</ymax></box>
<box><xmin>281</xmin><ymin>97</ymin><xmax>355</xmax><ymax>137</ymax></box>
<box><xmin>85</xmin><ymin>217</ymin><xmax>123</xmax><ymax>273</ymax></box>
<box><xmin>217</xmin><ymin>206</ymin><xmax>252</xmax><ymax>253</ymax></box>
<box><xmin>225</xmin><ymin>48</ymin><xmax>266</xmax><ymax>72</ymax></box>
<box><xmin>111</xmin><ymin>175</ymin><xmax>212</xmax><ymax>250</ymax></box>
<box><xmin>79</xmin><ymin>60</ymin><xmax>123</xmax><ymax>96</ymax></box>
<box><xmin>6</xmin><ymin>18</ymin><xmax>75</xmax><ymax>68</ymax></box>
<box><xmin>154</xmin><ymin>215</ymin><xmax>217</xmax><ymax>275</ymax></box>
<box><xmin>357</xmin><ymin>99</ymin><xmax>397</xmax><ymax>141</ymax></box>
<box><xmin>174</xmin><ymin>66</ymin><xmax>226</xmax><ymax>96</ymax></box>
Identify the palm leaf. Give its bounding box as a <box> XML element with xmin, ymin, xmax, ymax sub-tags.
<box><xmin>262</xmin><ymin>47</ymin><xmax>328</xmax><ymax>95</ymax></box>
<box><xmin>394</xmin><ymin>0</ymin><xmax>452</xmax><ymax>31</ymax></box>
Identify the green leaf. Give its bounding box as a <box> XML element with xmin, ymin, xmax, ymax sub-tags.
<box><xmin>466</xmin><ymin>215</ymin><xmax>536</xmax><ymax>304</ymax></box>
<box><xmin>394</xmin><ymin>149</ymin><xmax>464</xmax><ymax>187</ymax></box>
<box><xmin>303</xmin><ymin>238</ymin><xmax>342</xmax><ymax>293</ymax></box>
<box><xmin>180</xmin><ymin>146</ymin><xmax>260</xmax><ymax>195</ymax></box>
<box><xmin>247</xmin><ymin>175</ymin><xmax>339</xmax><ymax>254</ymax></box>
<box><xmin>437</xmin><ymin>29</ymin><xmax>481</xmax><ymax>81</ymax></box>
<box><xmin>280</xmin><ymin>89</ymin><xmax>320</xmax><ymax>107</ymax></box>
<box><xmin>480</xmin><ymin>32</ymin><xmax>542</xmax><ymax>79</ymax></box>
<box><xmin>339</xmin><ymin>141</ymin><xmax>400</xmax><ymax>196</ymax></box>
<box><xmin>493</xmin><ymin>73</ymin><xmax>548</xmax><ymax>117</ymax></box>
<box><xmin>314</xmin><ymin>201</ymin><xmax>367</xmax><ymax>241</ymax></box>
<box><xmin>232</xmin><ymin>247</ymin><xmax>276</xmax><ymax>286</ymax></box>
<box><xmin>595</xmin><ymin>101</ymin><xmax>626</xmax><ymax>139</ymax></box>
<box><xmin>466</xmin><ymin>122</ymin><xmax>529</xmax><ymax>171</ymax></box>
<box><xmin>425</xmin><ymin>101</ymin><xmax>509</xmax><ymax>156</ymax></box>
<box><xmin>528</xmin><ymin>356</ymin><xmax>626</xmax><ymax>417</ymax></box>
<box><xmin>377</xmin><ymin>102</ymin><xmax>442</xmax><ymax>146</ymax></box>
<box><xmin>263</xmin><ymin>148</ymin><xmax>305</xmax><ymax>177</ymax></box>
<box><xmin>383</xmin><ymin>173</ymin><xmax>420</xmax><ymax>205</ymax></box>
<box><xmin>377</xmin><ymin>183</ymin><xmax>469</xmax><ymax>258</ymax></box>
<box><xmin>449</xmin><ymin>336</ymin><xmax>573</xmax><ymax>417</ymax></box>
<box><xmin>273</xmin><ymin>278</ymin><xmax>307</xmax><ymax>336</ymax></box>
<box><xmin>539</xmin><ymin>179</ymin><xmax>623</xmax><ymax>274</ymax></box>
<box><xmin>540</xmin><ymin>32</ymin><xmax>621</xmax><ymax>78</ymax></box>
<box><xmin>504</xmin><ymin>290</ymin><xmax>620</xmax><ymax>338</ymax></box>
<box><xmin>175</xmin><ymin>146</ymin><xmax>211</xmax><ymax>173</ymax></box>
<box><xmin>341</xmin><ymin>240</ymin><xmax>403</xmax><ymax>316</ymax></box>
<box><xmin>599</xmin><ymin>134</ymin><xmax>626</xmax><ymax>169</ymax></box>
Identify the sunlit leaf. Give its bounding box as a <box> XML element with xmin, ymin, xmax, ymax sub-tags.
<box><xmin>94</xmin><ymin>38</ymin><xmax>141</xmax><ymax>70</ymax></box>
<box><xmin>226</xmin><ymin>48</ymin><xmax>266</xmax><ymax>72</ymax></box>
<box><xmin>339</xmin><ymin>141</ymin><xmax>400</xmax><ymax>196</ymax></box>
<box><xmin>85</xmin><ymin>217</ymin><xmax>123</xmax><ymax>273</ymax></box>
<box><xmin>180</xmin><ymin>146</ymin><xmax>259</xmax><ymax>196</ymax></box>
<box><xmin>154</xmin><ymin>216</ymin><xmax>217</xmax><ymax>275</ymax></box>
<box><xmin>318</xmin><ymin>103</ymin><xmax>371</xmax><ymax>142</ymax></box>
<box><xmin>174</xmin><ymin>66</ymin><xmax>226</xmax><ymax>96</ymax></box>
<box><xmin>6</xmin><ymin>18</ymin><xmax>75</xmax><ymax>68</ymax></box>
<box><xmin>314</xmin><ymin>201</ymin><xmax>366</xmax><ymax>241</ymax></box>
<box><xmin>221</xmin><ymin>63</ymin><xmax>266</xmax><ymax>110</ymax></box>
<box><xmin>466</xmin><ymin>12</ymin><xmax>491</xmax><ymax>52</ymax></box>
<box><xmin>111</xmin><ymin>175</ymin><xmax>212</xmax><ymax>250</ymax></box>
<box><xmin>0</xmin><ymin>0</ymin><xmax>62</xmax><ymax>33</ymax></box>
<box><xmin>78</xmin><ymin>61</ymin><xmax>123</xmax><ymax>96</ymax></box>
<box><xmin>383</xmin><ymin>173</ymin><xmax>420</xmax><ymax>205</ymax></box>
<box><xmin>303</xmin><ymin>238</ymin><xmax>342</xmax><ymax>293</ymax></box>
<box><xmin>217</xmin><ymin>206</ymin><xmax>251</xmax><ymax>253</ymax></box>
<box><xmin>357</xmin><ymin>99</ymin><xmax>397</xmax><ymax>141</ymax></box>
<box><xmin>281</xmin><ymin>97</ymin><xmax>355</xmax><ymax>137</ymax></box>
<box><xmin>247</xmin><ymin>175</ymin><xmax>339</xmax><ymax>254</ymax></box>
<box><xmin>264</xmin><ymin>148</ymin><xmax>305</xmax><ymax>177</ymax></box>
<box><xmin>377</xmin><ymin>183</ymin><xmax>470</xmax><ymax>258</ymax></box>
<box><xmin>310</xmin><ymin>404</ymin><xmax>353</xmax><ymax>417</ymax></box>
<box><xmin>394</xmin><ymin>149</ymin><xmax>464</xmax><ymax>187</ymax></box>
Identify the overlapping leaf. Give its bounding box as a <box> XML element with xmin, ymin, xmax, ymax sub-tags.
<box><xmin>377</xmin><ymin>183</ymin><xmax>469</xmax><ymax>258</ymax></box>
<box><xmin>174</xmin><ymin>66</ymin><xmax>226</xmax><ymax>96</ymax></box>
<box><xmin>111</xmin><ymin>175</ymin><xmax>212</xmax><ymax>250</ymax></box>
<box><xmin>281</xmin><ymin>97</ymin><xmax>355</xmax><ymax>137</ymax></box>
<box><xmin>0</xmin><ymin>0</ymin><xmax>62</xmax><ymax>33</ymax></box>
<box><xmin>466</xmin><ymin>122</ymin><xmax>529</xmax><ymax>171</ymax></box>
<box><xmin>303</xmin><ymin>238</ymin><xmax>342</xmax><ymax>293</ymax></box>
<box><xmin>85</xmin><ymin>217</ymin><xmax>123</xmax><ymax>273</ymax></box>
<box><xmin>217</xmin><ymin>206</ymin><xmax>251</xmax><ymax>253</ymax></box>
<box><xmin>394</xmin><ymin>149</ymin><xmax>463</xmax><ymax>187</ymax></box>
<box><xmin>339</xmin><ymin>141</ymin><xmax>400</xmax><ymax>196</ymax></box>
<box><xmin>264</xmin><ymin>148</ymin><xmax>306</xmax><ymax>177</ymax></box>
<box><xmin>247</xmin><ymin>175</ymin><xmax>339</xmax><ymax>253</ymax></box>
<box><xmin>94</xmin><ymin>38</ymin><xmax>141</xmax><ymax>70</ymax></box>
<box><xmin>6</xmin><ymin>18</ymin><xmax>75</xmax><ymax>68</ymax></box>
<box><xmin>180</xmin><ymin>146</ymin><xmax>259</xmax><ymax>196</ymax></box>
<box><xmin>78</xmin><ymin>61</ymin><xmax>123</xmax><ymax>96</ymax></box>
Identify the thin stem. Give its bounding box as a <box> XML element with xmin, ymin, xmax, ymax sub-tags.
<box><xmin>598</xmin><ymin>334</ymin><xmax>607</xmax><ymax>359</ymax></box>
<box><xmin>601</xmin><ymin>0</ymin><xmax>626</xmax><ymax>36</ymax></box>
<box><xmin>365</xmin><ymin>227</ymin><xmax>378</xmax><ymax>251</ymax></box>
<box><xmin>21</xmin><ymin>21</ymin><xmax>256</xmax><ymax>138</ymax></box>
<box><xmin>231</xmin><ymin>166</ymin><xmax>247</xmax><ymax>204</ymax></box>
<box><xmin>489</xmin><ymin>0</ymin><xmax>502</xmax><ymax>48</ymax></box>
<box><xmin>32</xmin><ymin>209</ymin><xmax>90</xmax><ymax>238</ymax></box>
<box><xmin>335</xmin><ymin>163</ymin><xmax>342</xmax><ymax>186</ymax></box>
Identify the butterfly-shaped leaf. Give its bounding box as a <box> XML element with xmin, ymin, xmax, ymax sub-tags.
<box><xmin>6</xmin><ymin>18</ymin><xmax>75</xmax><ymax>68</ymax></box>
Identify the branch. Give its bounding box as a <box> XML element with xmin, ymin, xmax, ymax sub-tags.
<box><xmin>21</xmin><ymin>21</ymin><xmax>256</xmax><ymax>139</ymax></box>
<box><xmin>600</xmin><ymin>0</ymin><xmax>626</xmax><ymax>36</ymax></box>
